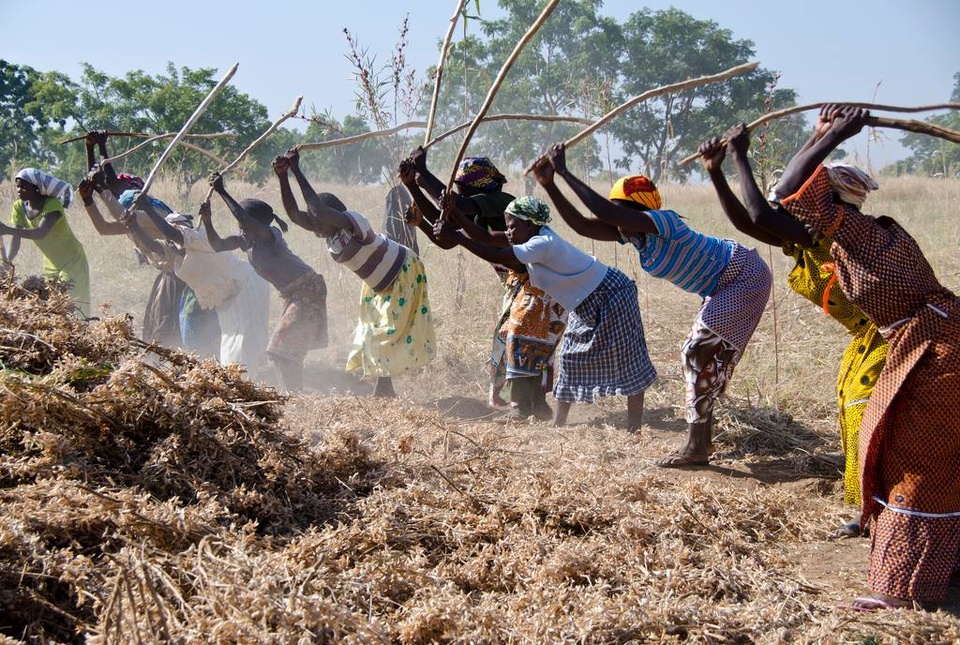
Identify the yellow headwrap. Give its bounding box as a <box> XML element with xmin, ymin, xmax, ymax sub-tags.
<box><xmin>609</xmin><ymin>175</ymin><xmax>662</xmax><ymax>211</ymax></box>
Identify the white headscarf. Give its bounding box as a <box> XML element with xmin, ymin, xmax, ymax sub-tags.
<box><xmin>15</xmin><ymin>168</ymin><xmax>73</xmax><ymax>208</ymax></box>
<box><xmin>824</xmin><ymin>163</ymin><xmax>879</xmax><ymax>209</ymax></box>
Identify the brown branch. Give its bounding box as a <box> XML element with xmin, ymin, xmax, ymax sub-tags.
<box><xmin>59</xmin><ymin>131</ymin><xmax>235</xmax><ymax>145</ymax></box>
<box><xmin>424</xmin><ymin>0</ymin><xmax>469</xmax><ymax>145</ymax></box>
<box><xmin>525</xmin><ymin>61</ymin><xmax>760</xmax><ymax>173</ymax></box>
<box><xmin>425</xmin><ymin>113</ymin><xmax>594</xmax><ymax>149</ymax></box>
<box><xmin>101</xmin><ymin>135</ymin><xmax>233</xmax><ymax>168</ymax></box>
<box><xmin>447</xmin><ymin>0</ymin><xmax>561</xmax><ymax>193</ymax></box>
<box><xmin>203</xmin><ymin>95</ymin><xmax>303</xmax><ymax>202</ymax></box>
<box><xmin>866</xmin><ymin>115</ymin><xmax>960</xmax><ymax>144</ymax></box>
<box><xmin>296</xmin><ymin>121</ymin><xmax>427</xmax><ymax>151</ymax></box>
<box><xmin>676</xmin><ymin>101</ymin><xmax>960</xmax><ymax>166</ymax></box>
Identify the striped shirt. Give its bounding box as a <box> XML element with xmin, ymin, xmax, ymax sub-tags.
<box><xmin>326</xmin><ymin>210</ymin><xmax>407</xmax><ymax>293</ymax></box>
<box><xmin>622</xmin><ymin>209</ymin><xmax>734</xmax><ymax>298</ymax></box>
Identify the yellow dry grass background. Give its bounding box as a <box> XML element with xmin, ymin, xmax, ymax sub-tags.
<box><xmin>1</xmin><ymin>173</ymin><xmax>959</xmax><ymax>643</ymax></box>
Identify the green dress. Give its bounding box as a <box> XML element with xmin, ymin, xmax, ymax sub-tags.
<box><xmin>10</xmin><ymin>197</ymin><xmax>91</xmax><ymax>317</ymax></box>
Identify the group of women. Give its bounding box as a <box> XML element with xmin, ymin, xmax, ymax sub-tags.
<box><xmin>4</xmin><ymin>107</ymin><xmax>957</xmax><ymax>612</ymax></box>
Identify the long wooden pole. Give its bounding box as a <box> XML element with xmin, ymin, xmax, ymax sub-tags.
<box><xmin>676</xmin><ymin>101</ymin><xmax>960</xmax><ymax>166</ymax></box>
<box><xmin>296</xmin><ymin>114</ymin><xmax>593</xmax><ymax>152</ymax></box>
<box><xmin>425</xmin><ymin>113</ymin><xmax>593</xmax><ymax>148</ymax></box>
<box><xmin>522</xmin><ymin>61</ymin><xmax>760</xmax><ymax>174</ymax></box>
<box><xmin>59</xmin><ymin>131</ymin><xmax>233</xmax><ymax>145</ymax></box>
<box><xmin>424</xmin><ymin>0</ymin><xmax>469</xmax><ymax>145</ymax></box>
<box><xmin>101</xmin><ymin>136</ymin><xmax>232</xmax><ymax>168</ymax></box>
<box><xmin>130</xmin><ymin>63</ymin><xmax>238</xmax><ymax>211</ymax></box>
<box><xmin>446</xmin><ymin>0</ymin><xmax>561</xmax><ymax>192</ymax></box>
<box><xmin>203</xmin><ymin>95</ymin><xmax>303</xmax><ymax>202</ymax></box>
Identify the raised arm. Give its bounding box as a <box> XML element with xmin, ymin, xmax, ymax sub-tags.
<box><xmin>722</xmin><ymin>125</ymin><xmax>813</xmax><ymax>246</ymax></box>
<box><xmin>399</xmin><ymin>158</ymin><xmax>454</xmax><ymax>248</ymax></box>
<box><xmin>208</xmin><ymin>173</ymin><xmax>265</xmax><ymax>246</ymax></box>
<box><xmin>544</xmin><ymin>144</ymin><xmax>652</xmax><ymax>238</ymax></box>
<box><xmin>533</xmin><ymin>149</ymin><xmax>619</xmax><ymax>242</ymax></box>
<box><xmin>78</xmin><ymin>171</ymin><xmax>126</xmax><ymax>236</ymax></box>
<box><xmin>434</xmin><ymin>209</ymin><xmax>525</xmax><ymax>272</ymax></box>
<box><xmin>198</xmin><ymin>199</ymin><xmax>243</xmax><ymax>253</ymax></box>
<box><xmin>775</xmin><ymin>105</ymin><xmax>865</xmax><ymax>200</ymax></box>
<box><xmin>273</xmin><ymin>153</ymin><xmax>306</xmax><ymax>224</ymax></box>
<box><xmin>409</xmin><ymin>146</ymin><xmax>446</xmax><ymax>200</ymax></box>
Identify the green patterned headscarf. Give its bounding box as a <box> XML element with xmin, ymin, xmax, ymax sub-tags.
<box><xmin>505</xmin><ymin>196</ymin><xmax>551</xmax><ymax>225</ymax></box>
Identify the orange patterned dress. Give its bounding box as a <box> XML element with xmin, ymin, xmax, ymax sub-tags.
<box><xmin>782</xmin><ymin>165</ymin><xmax>960</xmax><ymax>603</ymax></box>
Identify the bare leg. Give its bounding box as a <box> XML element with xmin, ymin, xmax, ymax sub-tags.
<box><xmin>658</xmin><ymin>420</ymin><xmax>714</xmax><ymax>467</ymax></box>
<box><xmin>274</xmin><ymin>356</ymin><xmax>303</xmax><ymax>392</ymax></box>
<box><xmin>554</xmin><ymin>401</ymin><xmax>571</xmax><ymax>427</ymax></box>
<box><xmin>843</xmin><ymin>593</ymin><xmax>917</xmax><ymax>611</ymax></box>
<box><xmin>659</xmin><ymin>328</ymin><xmax>734</xmax><ymax>468</ymax></box>
<box><xmin>374</xmin><ymin>376</ymin><xmax>396</xmax><ymax>398</ymax></box>
<box><xmin>627</xmin><ymin>392</ymin><xmax>644</xmax><ymax>432</ymax></box>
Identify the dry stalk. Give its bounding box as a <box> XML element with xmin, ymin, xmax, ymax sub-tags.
<box><xmin>447</xmin><ymin>0</ymin><xmax>562</xmax><ymax>193</ymax></box>
<box><xmin>677</xmin><ymin>100</ymin><xmax>960</xmax><ymax>166</ymax></box>
<box><xmin>202</xmin><ymin>95</ymin><xmax>304</xmax><ymax>203</ymax></box>
<box><xmin>424</xmin><ymin>0</ymin><xmax>470</xmax><ymax>145</ymax></box>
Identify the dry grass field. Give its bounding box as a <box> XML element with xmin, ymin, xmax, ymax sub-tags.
<box><xmin>1</xmin><ymin>172</ymin><xmax>959</xmax><ymax>643</ymax></box>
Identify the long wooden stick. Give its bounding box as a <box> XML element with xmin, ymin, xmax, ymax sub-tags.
<box><xmin>676</xmin><ymin>101</ymin><xmax>960</xmax><ymax>166</ymax></box>
<box><xmin>868</xmin><ymin>115</ymin><xmax>960</xmax><ymax>144</ymax></box>
<box><xmin>446</xmin><ymin>0</ymin><xmax>561</xmax><ymax>192</ymax></box>
<box><xmin>523</xmin><ymin>61</ymin><xmax>760</xmax><ymax>173</ymax></box>
<box><xmin>425</xmin><ymin>113</ymin><xmax>594</xmax><ymax>148</ymax></box>
<box><xmin>296</xmin><ymin>121</ymin><xmax>427</xmax><ymax>151</ymax></box>
<box><xmin>424</xmin><ymin>0</ymin><xmax>469</xmax><ymax>146</ymax></box>
<box><xmin>59</xmin><ymin>131</ymin><xmax>234</xmax><ymax>145</ymax></box>
<box><xmin>100</xmin><ymin>136</ymin><xmax>232</xmax><ymax>168</ymax></box>
<box><xmin>296</xmin><ymin>114</ymin><xmax>593</xmax><ymax>152</ymax></box>
<box><xmin>203</xmin><ymin>95</ymin><xmax>303</xmax><ymax>202</ymax></box>
<box><xmin>131</xmin><ymin>63</ymin><xmax>238</xmax><ymax>211</ymax></box>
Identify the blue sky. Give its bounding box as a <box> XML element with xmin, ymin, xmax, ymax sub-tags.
<box><xmin>4</xmin><ymin>0</ymin><xmax>957</xmax><ymax>169</ymax></box>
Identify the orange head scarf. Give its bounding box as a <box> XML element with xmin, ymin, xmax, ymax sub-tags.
<box><xmin>609</xmin><ymin>175</ymin><xmax>662</xmax><ymax>210</ymax></box>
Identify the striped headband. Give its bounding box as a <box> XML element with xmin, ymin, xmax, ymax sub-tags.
<box><xmin>15</xmin><ymin>168</ymin><xmax>74</xmax><ymax>208</ymax></box>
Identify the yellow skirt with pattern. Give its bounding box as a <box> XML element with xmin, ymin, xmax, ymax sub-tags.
<box><xmin>346</xmin><ymin>255</ymin><xmax>436</xmax><ymax>378</ymax></box>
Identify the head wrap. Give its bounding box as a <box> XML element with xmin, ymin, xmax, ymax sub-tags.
<box><xmin>165</xmin><ymin>212</ymin><xmax>194</xmax><ymax>228</ymax></box>
<box><xmin>240</xmin><ymin>198</ymin><xmax>287</xmax><ymax>232</ymax></box>
<box><xmin>609</xmin><ymin>175</ymin><xmax>662</xmax><ymax>211</ymax></box>
<box><xmin>505</xmin><ymin>196</ymin><xmax>551</xmax><ymax>225</ymax></box>
<box><xmin>116</xmin><ymin>173</ymin><xmax>145</xmax><ymax>190</ymax></box>
<box><xmin>118</xmin><ymin>190</ymin><xmax>174</xmax><ymax>216</ymax></box>
<box><xmin>310</xmin><ymin>192</ymin><xmax>347</xmax><ymax>212</ymax></box>
<box><xmin>454</xmin><ymin>157</ymin><xmax>507</xmax><ymax>192</ymax></box>
<box><xmin>824</xmin><ymin>163</ymin><xmax>878</xmax><ymax>209</ymax></box>
<box><xmin>15</xmin><ymin>168</ymin><xmax>73</xmax><ymax>208</ymax></box>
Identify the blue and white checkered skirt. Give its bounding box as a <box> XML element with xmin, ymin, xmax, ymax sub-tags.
<box><xmin>553</xmin><ymin>267</ymin><xmax>657</xmax><ymax>403</ymax></box>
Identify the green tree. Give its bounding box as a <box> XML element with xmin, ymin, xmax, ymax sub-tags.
<box><xmin>437</xmin><ymin>0</ymin><xmax>621</xmax><ymax>182</ymax></box>
<box><xmin>899</xmin><ymin>71</ymin><xmax>960</xmax><ymax>177</ymax></box>
<box><xmin>613</xmin><ymin>8</ymin><xmax>802</xmax><ymax>182</ymax></box>
<box><xmin>30</xmin><ymin>63</ymin><xmax>274</xmax><ymax>187</ymax></box>
<box><xmin>0</xmin><ymin>60</ymin><xmax>69</xmax><ymax>175</ymax></box>
<box><xmin>300</xmin><ymin>114</ymin><xmax>392</xmax><ymax>184</ymax></box>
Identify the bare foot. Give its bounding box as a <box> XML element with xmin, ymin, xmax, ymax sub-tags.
<box><xmin>828</xmin><ymin>521</ymin><xmax>862</xmax><ymax>540</ymax></box>
<box><xmin>656</xmin><ymin>451</ymin><xmax>711</xmax><ymax>468</ymax></box>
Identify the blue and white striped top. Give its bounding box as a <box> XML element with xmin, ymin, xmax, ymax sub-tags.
<box><xmin>622</xmin><ymin>209</ymin><xmax>734</xmax><ymax>298</ymax></box>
